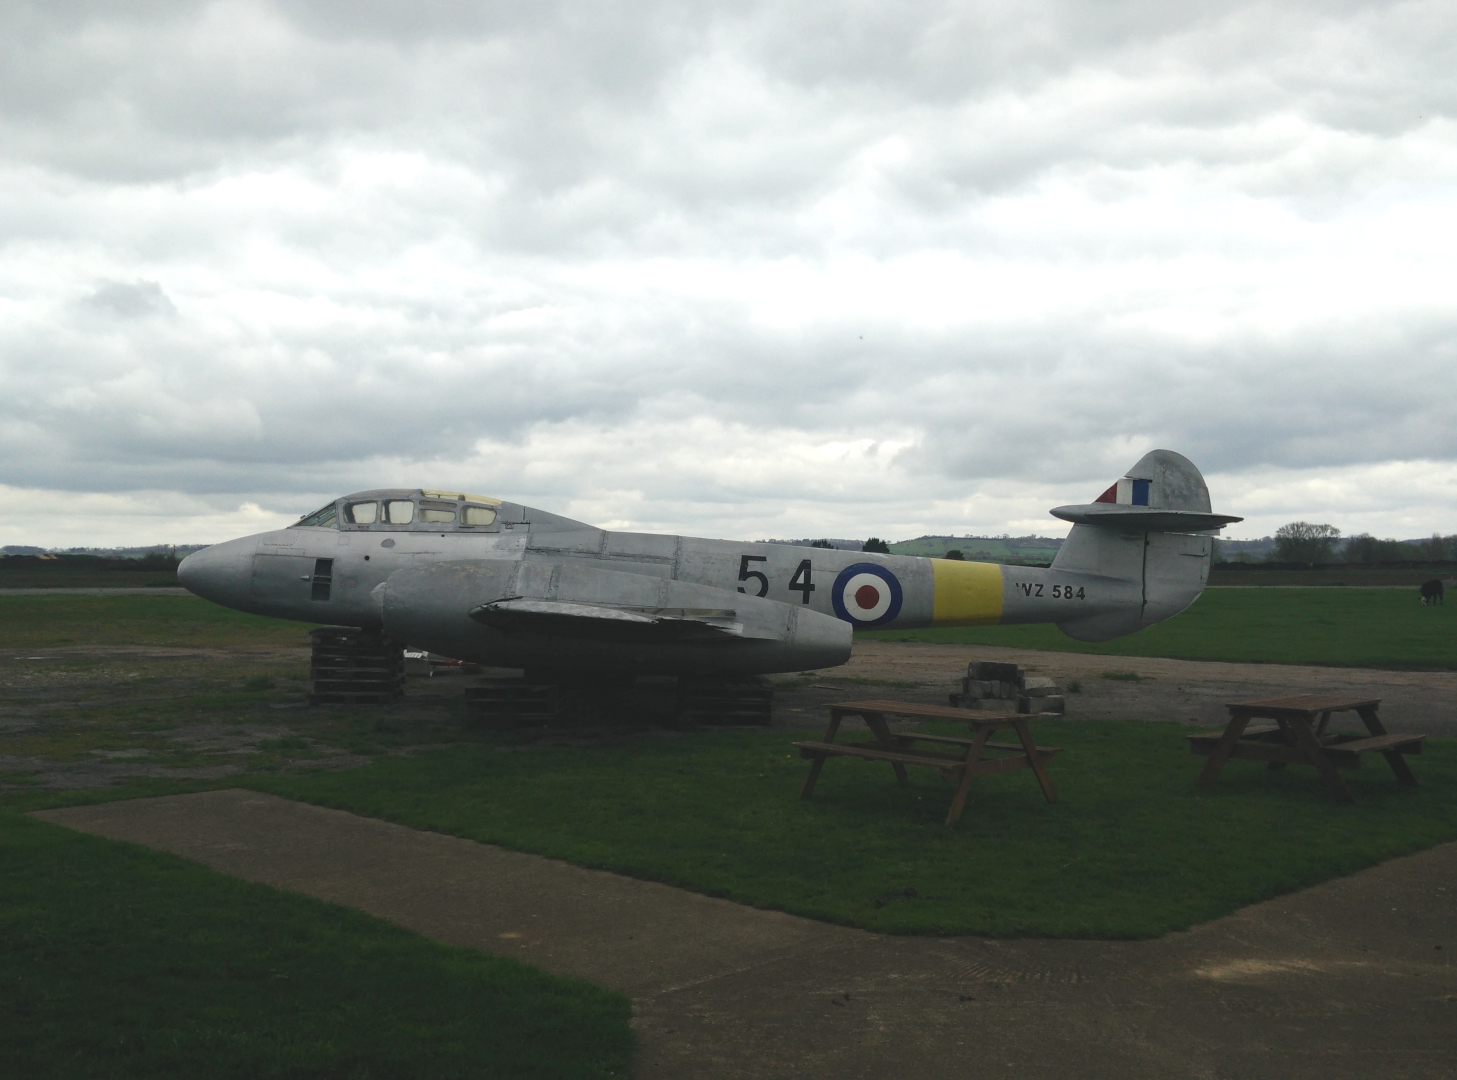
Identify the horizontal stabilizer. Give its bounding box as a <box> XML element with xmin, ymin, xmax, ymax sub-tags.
<box><xmin>470</xmin><ymin>597</ymin><xmax>743</xmax><ymax>639</ymax></box>
<box><xmin>1050</xmin><ymin>504</ymin><xmax>1243</xmax><ymax>532</ymax></box>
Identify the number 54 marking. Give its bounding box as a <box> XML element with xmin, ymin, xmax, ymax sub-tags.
<box><xmin>737</xmin><ymin>554</ymin><xmax>817</xmax><ymax>604</ymax></box>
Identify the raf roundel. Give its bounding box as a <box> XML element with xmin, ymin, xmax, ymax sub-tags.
<box><xmin>831</xmin><ymin>563</ymin><xmax>904</xmax><ymax>627</ymax></box>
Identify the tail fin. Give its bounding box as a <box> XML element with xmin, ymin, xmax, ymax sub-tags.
<box><xmin>1050</xmin><ymin>450</ymin><xmax>1241</xmax><ymax>641</ymax></box>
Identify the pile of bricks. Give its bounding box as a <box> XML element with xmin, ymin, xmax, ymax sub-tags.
<box><xmin>949</xmin><ymin>660</ymin><xmax>1066</xmax><ymax>715</ymax></box>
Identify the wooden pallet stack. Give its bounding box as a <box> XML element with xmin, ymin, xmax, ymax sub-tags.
<box><xmin>949</xmin><ymin>661</ymin><xmax>1065</xmax><ymax>715</ymax></box>
<box><xmin>308</xmin><ymin>627</ymin><xmax>405</xmax><ymax>705</ymax></box>
<box><xmin>676</xmin><ymin>675</ymin><xmax>774</xmax><ymax>726</ymax></box>
<box><xmin>463</xmin><ymin>678</ymin><xmax>561</xmax><ymax>727</ymax></box>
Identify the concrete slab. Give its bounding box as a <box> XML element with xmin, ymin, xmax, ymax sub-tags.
<box><xmin>36</xmin><ymin>790</ymin><xmax>1457</xmax><ymax>1079</ymax></box>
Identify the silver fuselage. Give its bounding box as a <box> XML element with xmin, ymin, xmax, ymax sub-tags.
<box><xmin>177</xmin><ymin>489</ymin><xmax>1210</xmax><ymax>675</ymax></box>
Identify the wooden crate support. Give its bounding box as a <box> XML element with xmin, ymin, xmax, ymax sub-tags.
<box><xmin>676</xmin><ymin>676</ymin><xmax>774</xmax><ymax>726</ymax></box>
<box><xmin>308</xmin><ymin>627</ymin><xmax>405</xmax><ymax>705</ymax></box>
<box><xmin>464</xmin><ymin>678</ymin><xmax>561</xmax><ymax>727</ymax></box>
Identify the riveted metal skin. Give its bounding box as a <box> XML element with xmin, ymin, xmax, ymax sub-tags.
<box><xmin>178</xmin><ymin>451</ymin><xmax>1239</xmax><ymax>673</ymax></box>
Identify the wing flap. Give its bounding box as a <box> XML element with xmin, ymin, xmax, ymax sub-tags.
<box><xmin>470</xmin><ymin>597</ymin><xmax>744</xmax><ymax>640</ymax></box>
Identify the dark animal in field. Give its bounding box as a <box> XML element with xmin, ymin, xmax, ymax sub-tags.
<box><xmin>1420</xmin><ymin>579</ymin><xmax>1444</xmax><ymax>605</ymax></box>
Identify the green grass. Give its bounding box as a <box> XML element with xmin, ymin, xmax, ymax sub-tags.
<box><xmin>1210</xmin><ymin>567</ymin><xmax>1454</xmax><ymax>586</ymax></box>
<box><xmin>0</xmin><ymin>594</ymin><xmax>317</xmax><ymax>649</ymax></box>
<box><xmin>0</xmin><ymin>570</ymin><xmax>182</xmax><ymax>588</ymax></box>
<box><xmin>245</xmin><ymin>723</ymin><xmax>1457</xmax><ymax>939</ymax></box>
<box><xmin>0</xmin><ymin>813</ymin><xmax>632</xmax><ymax>1079</ymax></box>
<box><xmin>863</xmin><ymin>587</ymin><xmax>1457</xmax><ymax>669</ymax></box>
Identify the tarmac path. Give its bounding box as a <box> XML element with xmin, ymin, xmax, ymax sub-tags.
<box><xmin>37</xmin><ymin>789</ymin><xmax>1457</xmax><ymax>1080</ymax></box>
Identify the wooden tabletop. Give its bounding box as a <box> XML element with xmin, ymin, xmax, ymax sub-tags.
<box><xmin>1225</xmin><ymin>694</ymin><xmax>1381</xmax><ymax>715</ymax></box>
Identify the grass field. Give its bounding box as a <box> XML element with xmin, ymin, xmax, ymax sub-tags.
<box><xmin>0</xmin><ymin>593</ymin><xmax>318</xmax><ymax>649</ymax></box>
<box><xmin>0</xmin><ymin>560</ymin><xmax>181</xmax><ymax>590</ymax></box>
<box><xmin>11</xmin><ymin>587</ymin><xmax>1456</xmax><ymax>1075</ymax></box>
<box><xmin>7</xmin><ymin>590</ymin><xmax>1457</xmax><ymax>938</ymax></box>
<box><xmin>862</xmin><ymin>587</ymin><xmax>1457</xmax><ymax>669</ymax></box>
<box><xmin>0</xmin><ymin>570</ymin><xmax>182</xmax><ymax>588</ymax></box>
<box><xmin>5</xmin><ymin>585</ymin><xmax>1453</xmax><ymax>667</ymax></box>
<box><xmin>0</xmin><ymin>813</ymin><xmax>632</xmax><ymax>1079</ymax></box>
<box><xmin>1209</xmin><ymin>567</ymin><xmax>1455</xmax><ymax>586</ymax></box>
<box><xmin>246</xmin><ymin>722</ymin><xmax>1457</xmax><ymax>939</ymax></box>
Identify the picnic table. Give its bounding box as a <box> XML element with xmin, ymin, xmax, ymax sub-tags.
<box><xmin>1189</xmin><ymin>694</ymin><xmax>1424</xmax><ymax>802</ymax></box>
<box><xmin>794</xmin><ymin>699</ymin><xmax>1060</xmax><ymax>827</ymax></box>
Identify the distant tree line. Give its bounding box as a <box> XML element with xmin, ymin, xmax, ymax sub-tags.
<box><xmin>0</xmin><ymin>551</ymin><xmax>181</xmax><ymax>572</ymax></box>
<box><xmin>1217</xmin><ymin>523</ymin><xmax>1457</xmax><ymax>566</ymax></box>
<box><xmin>1345</xmin><ymin>532</ymin><xmax>1457</xmax><ymax>563</ymax></box>
<box><xmin>814</xmin><ymin>525</ymin><xmax>1456</xmax><ymax>566</ymax></box>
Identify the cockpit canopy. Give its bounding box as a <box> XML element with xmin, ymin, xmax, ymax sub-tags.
<box><xmin>293</xmin><ymin>489</ymin><xmax>503</xmax><ymax>531</ymax></box>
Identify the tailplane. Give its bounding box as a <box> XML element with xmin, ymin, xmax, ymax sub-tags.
<box><xmin>1050</xmin><ymin>450</ymin><xmax>1241</xmax><ymax>641</ymax></box>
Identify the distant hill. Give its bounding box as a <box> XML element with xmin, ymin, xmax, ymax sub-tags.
<box><xmin>2</xmin><ymin>544</ymin><xmax>210</xmax><ymax>558</ymax></box>
<box><xmin>1213</xmin><ymin>537</ymin><xmax>1276</xmax><ymax>561</ymax></box>
<box><xmin>888</xmin><ymin>535</ymin><xmax>1062</xmax><ymax>564</ymax></box>
<box><xmin>767</xmin><ymin>534</ymin><xmax>1064</xmax><ymax>563</ymax></box>
<box><xmin>1214</xmin><ymin>536</ymin><xmax>1445</xmax><ymax>563</ymax></box>
<box><xmin>766</xmin><ymin>539</ymin><xmax>866</xmax><ymax>551</ymax></box>
<box><xmin>769</xmin><ymin>532</ymin><xmax>1442</xmax><ymax>567</ymax></box>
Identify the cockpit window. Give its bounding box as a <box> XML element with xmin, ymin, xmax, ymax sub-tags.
<box><xmin>462</xmin><ymin>505</ymin><xmax>497</xmax><ymax>526</ymax></box>
<box><xmin>419</xmin><ymin>502</ymin><xmax>455</xmax><ymax>524</ymax></box>
<box><xmin>346</xmin><ymin>501</ymin><xmax>378</xmax><ymax>525</ymax></box>
<box><xmin>297</xmin><ymin>503</ymin><xmax>338</xmax><ymax>528</ymax></box>
<box><xmin>386</xmin><ymin>500</ymin><xmax>414</xmax><ymax>525</ymax></box>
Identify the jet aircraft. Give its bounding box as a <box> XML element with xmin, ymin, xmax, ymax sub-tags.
<box><xmin>178</xmin><ymin>449</ymin><xmax>1240</xmax><ymax>676</ymax></box>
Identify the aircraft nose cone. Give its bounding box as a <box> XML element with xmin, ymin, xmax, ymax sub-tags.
<box><xmin>177</xmin><ymin>540</ymin><xmax>253</xmax><ymax>606</ymax></box>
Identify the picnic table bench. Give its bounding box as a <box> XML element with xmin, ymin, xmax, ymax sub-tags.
<box><xmin>794</xmin><ymin>699</ymin><xmax>1061</xmax><ymax>826</ymax></box>
<box><xmin>1189</xmin><ymin>695</ymin><xmax>1424</xmax><ymax>802</ymax></box>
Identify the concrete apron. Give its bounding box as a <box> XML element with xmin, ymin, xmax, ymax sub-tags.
<box><xmin>36</xmin><ymin>790</ymin><xmax>1457</xmax><ymax>1080</ymax></box>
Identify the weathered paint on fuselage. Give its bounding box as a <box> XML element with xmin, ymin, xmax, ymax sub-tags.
<box><xmin>179</xmin><ymin>474</ymin><xmax>1218</xmax><ymax>674</ymax></box>
<box><xmin>183</xmin><ymin>500</ymin><xmax>1147</xmax><ymax>636</ymax></box>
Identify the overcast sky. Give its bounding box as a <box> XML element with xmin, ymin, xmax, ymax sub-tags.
<box><xmin>3</xmin><ymin>0</ymin><xmax>1455</xmax><ymax>548</ymax></box>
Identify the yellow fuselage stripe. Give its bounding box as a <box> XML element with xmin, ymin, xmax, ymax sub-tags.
<box><xmin>930</xmin><ymin>560</ymin><xmax>1004</xmax><ymax>626</ymax></box>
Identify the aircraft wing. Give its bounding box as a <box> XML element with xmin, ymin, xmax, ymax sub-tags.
<box><xmin>470</xmin><ymin>597</ymin><xmax>743</xmax><ymax>640</ymax></box>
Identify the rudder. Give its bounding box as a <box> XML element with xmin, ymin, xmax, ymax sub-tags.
<box><xmin>1051</xmin><ymin>450</ymin><xmax>1237</xmax><ymax>641</ymax></box>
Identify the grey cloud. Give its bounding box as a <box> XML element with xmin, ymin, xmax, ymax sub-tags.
<box><xmin>82</xmin><ymin>279</ymin><xmax>177</xmax><ymax>318</ymax></box>
<box><xmin>5</xmin><ymin>1</ymin><xmax>1451</xmax><ymax>193</ymax></box>
<box><xmin>9</xmin><ymin>278</ymin><xmax>1454</xmax><ymax>504</ymax></box>
<box><xmin>898</xmin><ymin>313</ymin><xmax>1457</xmax><ymax>487</ymax></box>
<box><xmin>2</xmin><ymin>0</ymin><xmax>1456</xmax><ymax>539</ymax></box>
